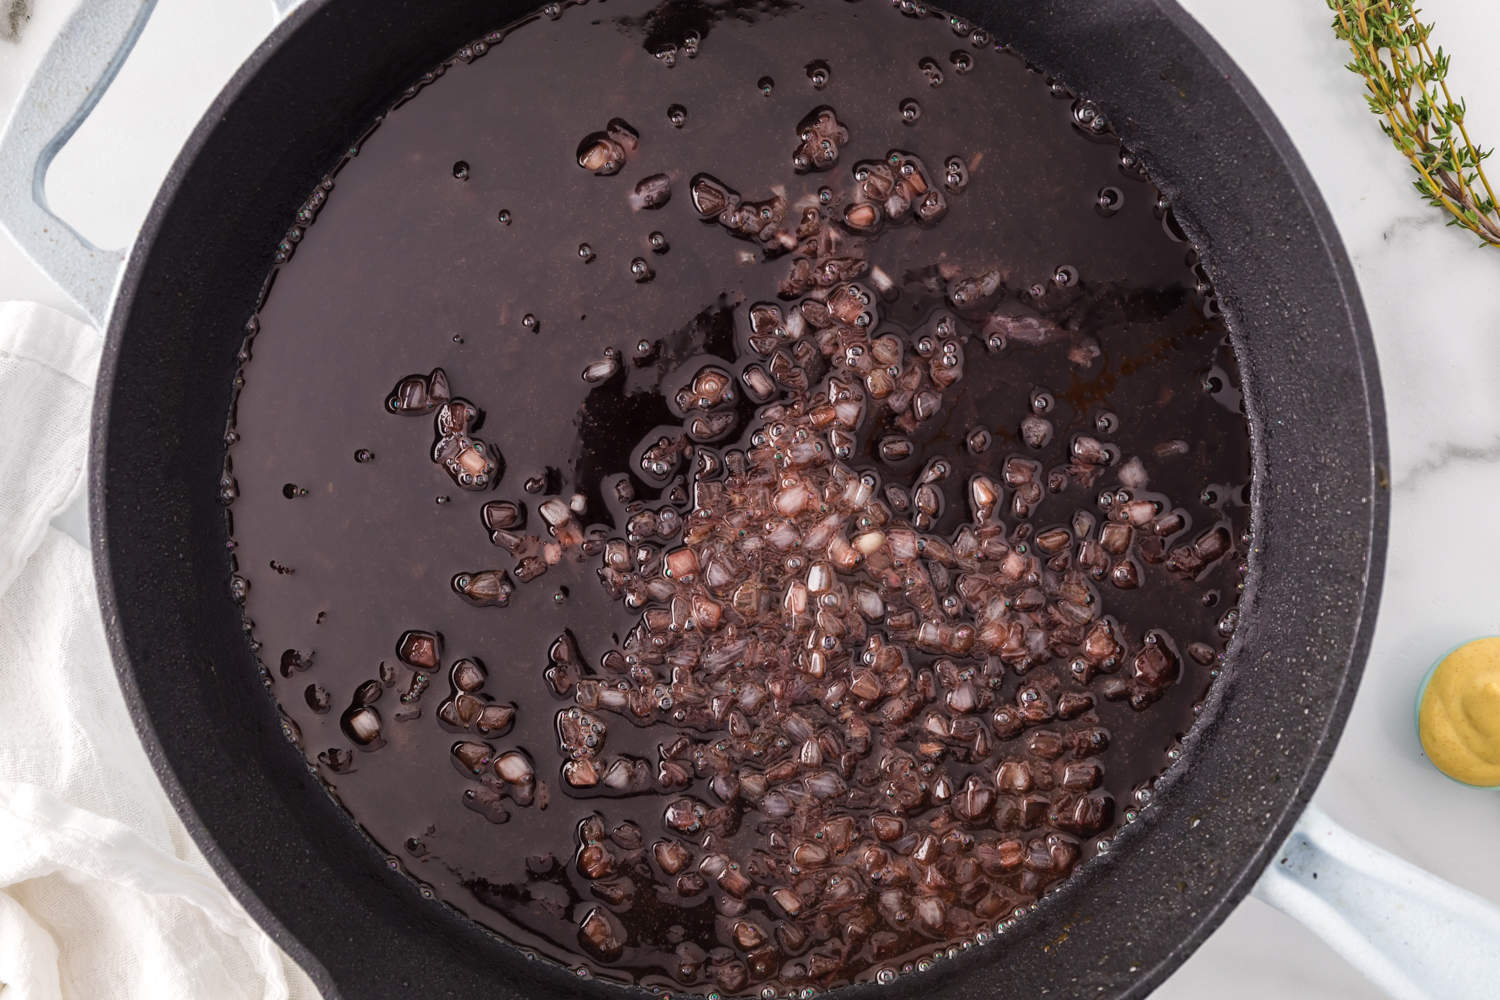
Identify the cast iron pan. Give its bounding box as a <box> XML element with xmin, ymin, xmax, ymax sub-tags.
<box><xmin>91</xmin><ymin>0</ymin><xmax>1386</xmax><ymax>996</ymax></box>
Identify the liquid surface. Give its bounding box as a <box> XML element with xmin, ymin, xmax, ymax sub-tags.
<box><xmin>227</xmin><ymin>0</ymin><xmax>1252</xmax><ymax>992</ymax></box>
<box><xmin>1419</xmin><ymin>636</ymin><xmax>1500</xmax><ymax>787</ymax></box>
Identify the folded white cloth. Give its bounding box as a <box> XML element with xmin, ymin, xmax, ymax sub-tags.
<box><xmin>0</xmin><ymin>302</ymin><xmax>320</xmax><ymax>1000</ymax></box>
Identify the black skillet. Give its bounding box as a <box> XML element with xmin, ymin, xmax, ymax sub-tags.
<box><xmin>89</xmin><ymin>0</ymin><xmax>1386</xmax><ymax>997</ymax></box>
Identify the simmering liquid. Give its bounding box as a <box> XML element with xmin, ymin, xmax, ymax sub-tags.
<box><xmin>225</xmin><ymin>0</ymin><xmax>1251</xmax><ymax>993</ymax></box>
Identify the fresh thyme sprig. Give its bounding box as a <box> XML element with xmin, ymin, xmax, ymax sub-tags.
<box><xmin>1328</xmin><ymin>0</ymin><xmax>1499</xmax><ymax>246</ymax></box>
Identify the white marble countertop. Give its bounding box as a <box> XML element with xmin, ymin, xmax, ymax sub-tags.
<box><xmin>3</xmin><ymin>1</ymin><xmax>1498</xmax><ymax>997</ymax></box>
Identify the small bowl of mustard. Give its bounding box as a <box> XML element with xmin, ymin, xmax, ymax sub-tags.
<box><xmin>1416</xmin><ymin>636</ymin><xmax>1500</xmax><ymax>789</ymax></box>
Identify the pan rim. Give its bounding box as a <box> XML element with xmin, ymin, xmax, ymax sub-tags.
<box><xmin>89</xmin><ymin>1</ymin><xmax>1388</xmax><ymax>997</ymax></box>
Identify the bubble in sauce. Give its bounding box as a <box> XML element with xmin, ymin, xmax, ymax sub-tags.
<box><xmin>1096</xmin><ymin>185</ymin><xmax>1124</xmax><ymax>215</ymax></box>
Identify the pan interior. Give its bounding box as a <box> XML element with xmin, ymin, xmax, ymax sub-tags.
<box><xmin>222</xmin><ymin>0</ymin><xmax>1253</xmax><ymax>991</ymax></box>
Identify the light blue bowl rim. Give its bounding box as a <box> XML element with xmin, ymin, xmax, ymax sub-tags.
<box><xmin>1415</xmin><ymin>636</ymin><xmax>1500</xmax><ymax>790</ymax></box>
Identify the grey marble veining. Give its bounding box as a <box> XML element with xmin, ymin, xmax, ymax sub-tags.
<box><xmin>1391</xmin><ymin>436</ymin><xmax>1500</xmax><ymax>493</ymax></box>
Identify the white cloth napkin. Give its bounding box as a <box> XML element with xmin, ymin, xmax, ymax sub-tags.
<box><xmin>0</xmin><ymin>302</ymin><xmax>321</xmax><ymax>1000</ymax></box>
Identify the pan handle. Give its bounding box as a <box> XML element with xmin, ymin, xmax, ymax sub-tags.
<box><xmin>0</xmin><ymin>0</ymin><xmax>309</xmax><ymax>328</ymax></box>
<box><xmin>0</xmin><ymin>0</ymin><xmax>156</xmax><ymax>327</ymax></box>
<box><xmin>1253</xmin><ymin>802</ymin><xmax>1500</xmax><ymax>1000</ymax></box>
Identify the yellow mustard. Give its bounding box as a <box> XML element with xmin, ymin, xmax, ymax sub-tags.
<box><xmin>1419</xmin><ymin>636</ymin><xmax>1500</xmax><ymax>787</ymax></box>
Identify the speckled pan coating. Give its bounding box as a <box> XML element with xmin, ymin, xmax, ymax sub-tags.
<box><xmin>91</xmin><ymin>1</ymin><xmax>1386</xmax><ymax>998</ymax></box>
